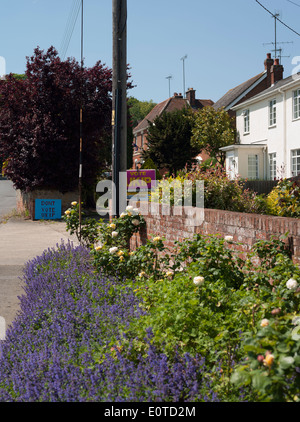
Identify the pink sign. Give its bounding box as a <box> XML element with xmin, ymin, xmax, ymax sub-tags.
<box><xmin>127</xmin><ymin>169</ymin><xmax>156</xmax><ymax>192</ymax></box>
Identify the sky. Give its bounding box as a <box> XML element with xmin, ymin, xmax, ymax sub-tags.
<box><xmin>0</xmin><ymin>0</ymin><xmax>300</xmax><ymax>104</ymax></box>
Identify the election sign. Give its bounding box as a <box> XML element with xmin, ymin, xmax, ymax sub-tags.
<box><xmin>127</xmin><ymin>170</ymin><xmax>156</xmax><ymax>192</ymax></box>
<box><xmin>35</xmin><ymin>199</ymin><xmax>62</xmax><ymax>220</ymax></box>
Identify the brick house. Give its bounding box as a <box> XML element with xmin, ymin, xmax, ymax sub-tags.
<box><xmin>132</xmin><ymin>89</ymin><xmax>214</xmax><ymax>169</ymax></box>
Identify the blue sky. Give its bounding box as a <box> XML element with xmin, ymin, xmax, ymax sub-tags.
<box><xmin>0</xmin><ymin>0</ymin><xmax>299</xmax><ymax>104</ymax></box>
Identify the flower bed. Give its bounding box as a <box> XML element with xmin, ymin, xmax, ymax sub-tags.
<box><xmin>0</xmin><ymin>242</ymin><xmax>221</xmax><ymax>402</ymax></box>
<box><xmin>1</xmin><ymin>202</ymin><xmax>299</xmax><ymax>402</ymax></box>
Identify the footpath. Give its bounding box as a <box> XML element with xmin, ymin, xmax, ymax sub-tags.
<box><xmin>0</xmin><ymin>217</ymin><xmax>79</xmax><ymax>337</ymax></box>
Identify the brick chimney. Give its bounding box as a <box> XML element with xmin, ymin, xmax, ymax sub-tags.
<box><xmin>264</xmin><ymin>53</ymin><xmax>274</xmax><ymax>88</ymax></box>
<box><xmin>271</xmin><ymin>58</ymin><xmax>284</xmax><ymax>86</ymax></box>
<box><xmin>186</xmin><ymin>88</ymin><xmax>196</xmax><ymax>107</ymax></box>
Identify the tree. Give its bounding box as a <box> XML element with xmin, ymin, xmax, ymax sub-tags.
<box><xmin>128</xmin><ymin>97</ymin><xmax>157</xmax><ymax>128</ymax></box>
<box><xmin>191</xmin><ymin>106</ymin><xmax>236</xmax><ymax>166</ymax></box>
<box><xmin>142</xmin><ymin>107</ymin><xmax>199</xmax><ymax>175</ymax></box>
<box><xmin>0</xmin><ymin>46</ymin><xmax>113</xmax><ymax>193</ymax></box>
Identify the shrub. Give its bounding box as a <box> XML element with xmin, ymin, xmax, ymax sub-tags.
<box><xmin>150</xmin><ymin>165</ymin><xmax>264</xmax><ymax>214</ymax></box>
<box><xmin>60</xmin><ymin>203</ymin><xmax>300</xmax><ymax>401</ymax></box>
<box><xmin>266</xmin><ymin>179</ymin><xmax>300</xmax><ymax>218</ymax></box>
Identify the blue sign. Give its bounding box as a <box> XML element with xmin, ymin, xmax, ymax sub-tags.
<box><xmin>35</xmin><ymin>199</ymin><xmax>62</xmax><ymax>220</ymax></box>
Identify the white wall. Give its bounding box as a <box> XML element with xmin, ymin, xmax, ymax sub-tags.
<box><xmin>235</xmin><ymin>82</ymin><xmax>300</xmax><ymax>179</ymax></box>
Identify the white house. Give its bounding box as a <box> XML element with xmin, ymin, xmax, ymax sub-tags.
<box><xmin>221</xmin><ymin>64</ymin><xmax>300</xmax><ymax>181</ymax></box>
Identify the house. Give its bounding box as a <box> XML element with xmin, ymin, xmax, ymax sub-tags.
<box><xmin>132</xmin><ymin>89</ymin><xmax>214</xmax><ymax>169</ymax></box>
<box><xmin>220</xmin><ymin>62</ymin><xmax>300</xmax><ymax>181</ymax></box>
<box><xmin>213</xmin><ymin>53</ymin><xmax>282</xmax><ymax>118</ymax></box>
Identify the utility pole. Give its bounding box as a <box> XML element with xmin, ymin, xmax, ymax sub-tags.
<box><xmin>79</xmin><ymin>0</ymin><xmax>84</xmax><ymax>242</ymax></box>
<box><xmin>181</xmin><ymin>54</ymin><xmax>187</xmax><ymax>98</ymax></box>
<box><xmin>112</xmin><ymin>0</ymin><xmax>127</xmax><ymax>218</ymax></box>
<box><xmin>166</xmin><ymin>75</ymin><xmax>172</xmax><ymax>98</ymax></box>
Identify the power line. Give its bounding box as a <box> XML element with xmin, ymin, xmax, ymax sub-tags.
<box><xmin>287</xmin><ymin>0</ymin><xmax>300</xmax><ymax>8</ymax></box>
<box><xmin>60</xmin><ymin>0</ymin><xmax>81</xmax><ymax>60</ymax></box>
<box><xmin>255</xmin><ymin>0</ymin><xmax>300</xmax><ymax>37</ymax></box>
<box><xmin>60</xmin><ymin>0</ymin><xmax>81</xmax><ymax>58</ymax></box>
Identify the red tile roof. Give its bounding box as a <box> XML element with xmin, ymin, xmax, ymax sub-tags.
<box><xmin>133</xmin><ymin>95</ymin><xmax>213</xmax><ymax>134</ymax></box>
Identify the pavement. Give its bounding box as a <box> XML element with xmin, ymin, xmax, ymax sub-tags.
<box><xmin>0</xmin><ymin>180</ymin><xmax>79</xmax><ymax>338</ymax></box>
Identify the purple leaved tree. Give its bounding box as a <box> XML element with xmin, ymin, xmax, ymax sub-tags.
<box><xmin>0</xmin><ymin>46</ymin><xmax>113</xmax><ymax>194</ymax></box>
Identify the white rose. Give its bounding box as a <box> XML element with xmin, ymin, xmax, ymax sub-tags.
<box><xmin>292</xmin><ymin>316</ymin><xmax>300</xmax><ymax>326</ymax></box>
<box><xmin>132</xmin><ymin>219</ymin><xmax>140</xmax><ymax>226</ymax></box>
<box><xmin>120</xmin><ymin>212</ymin><xmax>126</xmax><ymax>218</ymax></box>
<box><xmin>286</xmin><ymin>278</ymin><xmax>298</xmax><ymax>290</ymax></box>
<box><xmin>126</xmin><ymin>205</ymin><xmax>134</xmax><ymax>212</ymax></box>
<box><xmin>260</xmin><ymin>319</ymin><xmax>269</xmax><ymax>327</ymax></box>
<box><xmin>193</xmin><ymin>276</ymin><xmax>205</xmax><ymax>286</ymax></box>
<box><xmin>109</xmin><ymin>247</ymin><xmax>118</xmax><ymax>254</ymax></box>
<box><xmin>111</xmin><ymin>231</ymin><xmax>118</xmax><ymax>238</ymax></box>
<box><xmin>224</xmin><ymin>236</ymin><xmax>233</xmax><ymax>242</ymax></box>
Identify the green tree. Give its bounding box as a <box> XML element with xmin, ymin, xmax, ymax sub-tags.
<box><xmin>191</xmin><ymin>106</ymin><xmax>236</xmax><ymax>166</ymax></box>
<box><xmin>142</xmin><ymin>107</ymin><xmax>199</xmax><ymax>175</ymax></box>
<box><xmin>128</xmin><ymin>97</ymin><xmax>156</xmax><ymax>128</ymax></box>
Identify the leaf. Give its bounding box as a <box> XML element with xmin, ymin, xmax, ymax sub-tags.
<box><xmin>279</xmin><ymin>356</ymin><xmax>295</xmax><ymax>369</ymax></box>
<box><xmin>252</xmin><ymin>372</ymin><xmax>272</xmax><ymax>391</ymax></box>
<box><xmin>230</xmin><ymin>369</ymin><xmax>251</xmax><ymax>386</ymax></box>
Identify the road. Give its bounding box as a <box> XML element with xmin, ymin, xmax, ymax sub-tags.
<box><xmin>0</xmin><ymin>181</ymin><xmax>79</xmax><ymax>338</ymax></box>
<box><xmin>0</xmin><ymin>178</ymin><xmax>17</xmax><ymax>219</ymax></box>
<box><xmin>0</xmin><ymin>179</ymin><xmax>19</xmax><ymax>338</ymax></box>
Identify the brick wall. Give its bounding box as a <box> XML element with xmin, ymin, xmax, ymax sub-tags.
<box><xmin>130</xmin><ymin>205</ymin><xmax>300</xmax><ymax>265</ymax></box>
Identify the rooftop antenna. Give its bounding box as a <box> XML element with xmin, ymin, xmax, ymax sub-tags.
<box><xmin>166</xmin><ymin>75</ymin><xmax>173</xmax><ymax>98</ymax></box>
<box><xmin>180</xmin><ymin>55</ymin><xmax>188</xmax><ymax>98</ymax></box>
<box><xmin>274</xmin><ymin>11</ymin><xmax>280</xmax><ymax>58</ymax></box>
<box><xmin>263</xmin><ymin>11</ymin><xmax>293</xmax><ymax>63</ymax></box>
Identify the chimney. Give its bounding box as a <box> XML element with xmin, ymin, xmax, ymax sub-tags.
<box><xmin>264</xmin><ymin>53</ymin><xmax>274</xmax><ymax>88</ymax></box>
<box><xmin>186</xmin><ymin>88</ymin><xmax>196</xmax><ymax>107</ymax></box>
<box><xmin>271</xmin><ymin>58</ymin><xmax>284</xmax><ymax>86</ymax></box>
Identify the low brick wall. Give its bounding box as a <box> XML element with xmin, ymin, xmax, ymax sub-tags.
<box><xmin>16</xmin><ymin>189</ymin><xmax>79</xmax><ymax>220</ymax></box>
<box><xmin>130</xmin><ymin>205</ymin><xmax>300</xmax><ymax>265</ymax></box>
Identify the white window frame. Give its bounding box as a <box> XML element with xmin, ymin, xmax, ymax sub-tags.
<box><xmin>291</xmin><ymin>149</ymin><xmax>300</xmax><ymax>176</ymax></box>
<box><xmin>141</xmin><ymin>133</ymin><xmax>144</xmax><ymax>149</ymax></box>
<box><xmin>243</xmin><ymin>109</ymin><xmax>250</xmax><ymax>134</ymax></box>
<box><xmin>269</xmin><ymin>152</ymin><xmax>277</xmax><ymax>180</ymax></box>
<box><xmin>293</xmin><ymin>89</ymin><xmax>300</xmax><ymax>120</ymax></box>
<box><xmin>248</xmin><ymin>154</ymin><xmax>259</xmax><ymax>180</ymax></box>
<box><xmin>269</xmin><ymin>99</ymin><xmax>277</xmax><ymax>127</ymax></box>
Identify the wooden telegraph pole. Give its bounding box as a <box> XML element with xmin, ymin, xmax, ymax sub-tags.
<box><xmin>112</xmin><ymin>0</ymin><xmax>127</xmax><ymax>218</ymax></box>
<box><xmin>79</xmin><ymin>0</ymin><xmax>84</xmax><ymax>242</ymax></box>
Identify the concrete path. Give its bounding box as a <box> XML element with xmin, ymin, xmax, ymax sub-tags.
<box><xmin>0</xmin><ymin>218</ymin><xmax>79</xmax><ymax>336</ymax></box>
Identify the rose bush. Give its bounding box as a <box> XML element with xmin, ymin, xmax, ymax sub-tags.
<box><xmin>62</xmin><ymin>203</ymin><xmax>300</xmax><ymax>401</ymax></box>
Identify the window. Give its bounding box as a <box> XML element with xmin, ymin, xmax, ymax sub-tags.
<box><xmin>243</xmin><ymin>109</ymin><xmax>250</xmax><ymax>134</ymax></box>
<box><xmin>291</xmin><ymin>149</ymin><xmax>300</xmax><ymax>176</ymax></box>
<box><xmin>293</xmin><ymin>89</ymin><xmax>300</xmax><ymax>120</ymax></box>
<box><xmin>269</xmin><ymin>99</ymin><xmax>276</xmax><ymax>126</ymax></box>
<box><xmin>248</xmin><ymin>154</ymin><xmax>258</xmax><ymax>179</ymax></box>
<box><xmin>269</xmin><ymin>153</ymin><xmax>277</xmax><ymax>180</ymax></box>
